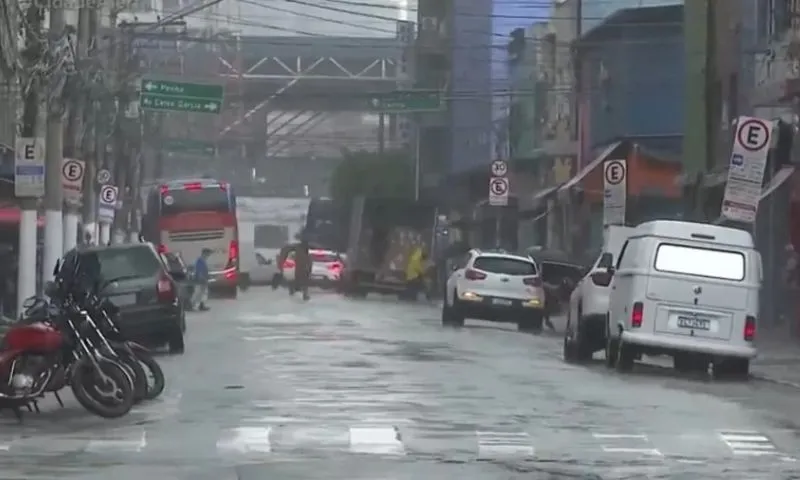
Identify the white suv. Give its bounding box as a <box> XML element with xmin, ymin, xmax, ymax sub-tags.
<box><xmin>442</xmin><ymin>249</ymin><xmax>546</xmax><ymax>332</ymax></box>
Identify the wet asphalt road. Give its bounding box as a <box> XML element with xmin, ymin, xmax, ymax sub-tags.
<box><xmin>1</xmin><ymin>288</ymin><xmax>799</xmax><ymax>479</ymax></box>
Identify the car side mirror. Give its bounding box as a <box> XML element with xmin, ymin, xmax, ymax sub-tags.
<box><xmin>265</xmin><ymin>258</ymin><xmax>273</xmax><ymax>265</ymax></box>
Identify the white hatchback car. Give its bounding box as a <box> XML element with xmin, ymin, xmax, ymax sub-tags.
<box><xmin>282</xmin><ymin>249</ymin><xmax>344</xmax><ymax>288</ymax></box>
<box><xmin>564</xmin><ymin>226</ymin><xmax>634</xmax><ymax>362</ymax></box>
<box><xmin>442</xmin><ymin>249</ymin><xmax>546</xmax><ymax>332</ymax></box>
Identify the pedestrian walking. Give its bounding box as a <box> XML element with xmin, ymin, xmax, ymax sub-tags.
<box><xmin>278</xmin><ymin>237</ymin><xmax>312</xmax><ymax>301</ymax></box>
<box><xmin>191</xmin><ymin>248</ymin><xmax>212</xmax><ymax>311</ymax></box>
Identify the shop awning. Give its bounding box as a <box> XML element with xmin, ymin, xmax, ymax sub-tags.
<box><xmin>557</xmin><ymin>141</ymin><xmax>622</xmax><ymax>195</ymax></box>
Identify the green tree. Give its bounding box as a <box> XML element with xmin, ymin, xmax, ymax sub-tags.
<box><xmin>330</xmin><ymin>149</ymin><xmax>415</xmax><ymax>203</ymax></box>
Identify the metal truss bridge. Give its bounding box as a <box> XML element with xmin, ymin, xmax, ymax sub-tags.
<box><xmin>211</xmin><ymin>35</ymin><xmax>404</xmax><ymax>141</ymax></box>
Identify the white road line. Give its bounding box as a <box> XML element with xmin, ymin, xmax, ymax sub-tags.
<box><xmin>592</xmin><ymin>432</ymin><xmax>663</xmax><ymax>457</ymax></box>
<box><xmin>216</xmin><ymin>426</ymin><xmax>272</xmax><ymax>453</ymax></box>
<box><xmin>349</xmin><ymin>426</ymin><xmax>405</xmax><ymax>455</ymax></box>
<box><xmin>718</xmin><ymin>431</ymin><xmax>793</xmax><ymax>459</ymax></box>
<box><xmin>476</xmin><ymin>431</ymin><xmax>534</xmax><ymax>458</ymax></box>
<box><xmin>85</xmin><ymin>430</ymin><xmax>147</xmax><ymax>453</ymax></box>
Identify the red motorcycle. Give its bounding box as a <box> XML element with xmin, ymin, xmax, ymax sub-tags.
<box><xmin>0</xmin><ymin>297</ymin><xmax>135</xmax><ymax>420</ymax></box>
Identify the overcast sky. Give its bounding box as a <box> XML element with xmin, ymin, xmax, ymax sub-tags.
<box><xmin>188</xmin><ymin>0</ymin><xmax>416</xmax><ymax>36</ymax></box>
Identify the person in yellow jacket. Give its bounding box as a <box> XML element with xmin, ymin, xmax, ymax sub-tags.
<box><xmin>404</xmin><ymin>245</ymin><xmax>430</xmax><ymax>300</ymax></box>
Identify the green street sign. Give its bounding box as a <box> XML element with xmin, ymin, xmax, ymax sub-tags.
<box><xmin>139</xmin><ymin>79</ymin><xmax>224</xmax><ymax>114</ymax></box>
<box><xmin>369</xmin><ymin>90</ymin><xmax>443</xmax><ymax>112</ymax></box>
<box><xmin>163</xmin><ymin>139</ymin><xmax>216</xmax><ymax>156</ymax></box>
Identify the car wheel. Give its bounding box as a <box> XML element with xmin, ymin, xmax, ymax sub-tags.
<box><xmin>573</xmin><ymin>306</ymin><xmax>593</xmax><ymax>362</ymax></box>
<box><xmin>168</xmin><ymin>328</ymin><xmax>185</xmax><ymax>354</ymax></box>
<box><xmin>444</xmin><ymin>292</ymin><xmax>465</xmax><ymax>327</ymax></box>
<box><xmin>563</xmin><ymin>333</ymin><xmax>577</xmax><ymax>362</ymax></box>
<box><xmin>604</xmin><ymin>318</ymin><xmax>618</xmax><ymax>368</ymax></box>
<box><xmin>615</xmin><ymin>338</ymin><xmax>635</xmax><ymax>373</ymax></box>
<box><xmin>714</xmin><ymin>357</ymin><xmax>750</xmax><ymax>379</ymax></box>
<box><xmin>238</xmin><ymin>273</ymin><xmax>251</xmax><ymax>291</ymax></box>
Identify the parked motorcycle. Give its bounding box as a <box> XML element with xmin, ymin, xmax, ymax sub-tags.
<box><xmin>88</xmin><ymin>295</ymin><xmax>165</xmax><ymax>400</ymax></box>
<box><xmin>1</xmin><ymin>292</ymin><xmax>135</xmax><ymax>420</ymax></box>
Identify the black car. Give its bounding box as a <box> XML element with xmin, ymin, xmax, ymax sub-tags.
<box><xmin>72</xmin><ymin>243</ymin><xmax>186</xmax><ymax>354</ymax></box>
<box><xmin>160</xmin><ymin>251</ymin><xmax>194</xmax><ymax>310</ymax></box>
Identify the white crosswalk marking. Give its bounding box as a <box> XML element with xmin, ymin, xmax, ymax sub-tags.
<box><xmin>85</xmin><ymin>429</ymin><xmax>147</xmax><ymax>453</ymax></box>
<box><xmin>216</xmin><ymin>426</ymin><xmax>272</xmax><ymax>453</ymax></box>
<box><xmin>349</xmin><ymin>426</ymin><xmax>405</xmax><ymax>455</ymax></box>
<box><xmin>718</xmin><ymin>431</ymin><xmax>794</xmax><ymax>460</ymax></box>
<box><xmin>592</xmin><ymin>432</ymin><xmax>663</xmax><ymax>456</ymax></box>
<box><xmin>476</xmin><ymin>431</ymin><xmax>534</xmax><ymax>459</ymax></box>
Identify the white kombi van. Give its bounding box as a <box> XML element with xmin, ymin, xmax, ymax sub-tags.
<box><xmin>605</xmin><ymin>220</ymin><xmax>760</xmax><ymax>377</ymax></box>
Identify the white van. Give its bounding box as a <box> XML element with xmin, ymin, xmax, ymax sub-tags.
<box><xmin>605</xmin><ymin>220</ymin><xmax>760</xmax><ymax>377</ymax></box>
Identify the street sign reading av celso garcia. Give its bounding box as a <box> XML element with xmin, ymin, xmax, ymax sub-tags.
<box><xmin>139</xmin><ymin>79</ymin><xmax>224</xmax><ymax>114</ymax></box>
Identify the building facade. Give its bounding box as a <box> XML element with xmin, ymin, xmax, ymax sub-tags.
<box><xmin>578</xmin><ymin>5</ymin><xmax>684</xmax><ymax>157</ymax></box>
<box><xmin>581</xmin><ymin>0</ymin><xmax>683</xmax><ymax>34</ymax></box>
<box><xmin>448</xmin><ymin>2</ymin><xmax>493</xmax><ymax>174</ymax></box>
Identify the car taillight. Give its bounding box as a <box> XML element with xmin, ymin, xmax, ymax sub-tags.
<box><xmin>183</xmin><ymin>182</ymin><xmax>203</xmax><ymax>191</ymax></box>
<box><xmin>465</xmin><ymin>269</ymin><xmax>487</xmax><ymax>280</ymax></box>
<box><xmin>283</xmin><ymin>259</ymin><xmax>295</xmax><ymax>269</ymax></box>
<box><xmin>631</xmin><ymin>302</ymin><xmax>643</xmax><ymax>328</ymax></box>
<box><xmin>328</xmin><ymin>262</ymin><xmax>342</xmax><ymax>271</ymax></box>
<box><xmin>227</xmin><ymin>240</ymin><xmax>238</xmax><ymax>268</ymax></box>
<box><xmin>157</xmin><ymin>273</ymin><xmax>175</xmax><ymax>302</ymax></box>
<box><xmin>744</xmin><ymin>315</ymin><xmax>756</xmax><ymax>341</ymax></box>
<box><xmin>590</xmin><ymin>271</ymin><xmax>612</xmax><ymax>287</ymax></box>
<box><xmin>523</xmin><ymin>276</ymin><xmax>542</xmax><ymax>287</ymax></box>
<box><xmin>157</xmin><ymin>244</ymin><xmax>167</xmax><ymax>254</ymax></box>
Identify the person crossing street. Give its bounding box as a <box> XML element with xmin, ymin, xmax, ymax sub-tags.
<box><xmin>191</xmin><ymin>248</ymin><xmax>212</xmax><ymax>311</ymax></box>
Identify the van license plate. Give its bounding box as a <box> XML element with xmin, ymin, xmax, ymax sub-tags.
<box><xmin>677</xmin><ymin>315</ymin><xmax>710</xmax><ymax>330</ymax></box>
<box><xmin>493</xmin><ymin>299</ymin><xmax>513</xmax><ymax>306</ymax></box>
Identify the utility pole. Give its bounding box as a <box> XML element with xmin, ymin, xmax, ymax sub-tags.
<box><xmin>63</xmin><ymin>6</ymin><xmax>92</xmax><ymax>252</ymax></box>
<box><xmin>17</xmin><ymin>2</ymin><xmax>43</xmax><ymax>314</ymax></box>
<box><xmin>42</xmin><ymin>6</ymin><xmax>66</xmax><ymax>282</ymax></box>
<box><xmin>81</xmin><ymin>10</ymin><xmax>99</xmax><ymax>243</ymax></box>
<box><xmin>111</xmin><ymin>24</ymin><xmax>132</xmax><ymax>244</ymax></box>
<box><xmin>682</xmin><ymin>0</ymin><xmax>715</xmax><ymax>220</ymax></box>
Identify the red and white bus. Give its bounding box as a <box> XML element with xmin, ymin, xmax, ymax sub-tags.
<box><xmin>142</xmin><ymin>178</ymin><xmax>240</xmax><ymax>298</ymax></box>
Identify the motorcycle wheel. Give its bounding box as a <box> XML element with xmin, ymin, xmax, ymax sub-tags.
<box><xmin>118</xmin><ymin>350</ymin><xmax>148</xmax><ymax>403</ymax></box>
<box><xmin>135</xmin><ymin>350</ymin><xmax>165</xmax><ymax>400</ymax></box>
<box><xmin>70</xmin><ymin>357</ymin><xmax>135</xmax><ymax>418</ymax></box>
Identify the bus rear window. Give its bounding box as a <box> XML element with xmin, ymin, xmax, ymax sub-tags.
<box><xmin>161</xmin><ymin>188</ymin><xmax>230</xmax><ymax>215</ymax></box>
<box><xmin>654</xmin><ymin>243</ymin><xmax>745</xmax><ymax>281</ymax></box>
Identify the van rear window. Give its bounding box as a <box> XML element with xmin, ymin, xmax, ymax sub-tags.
<box><xmin>654</xmin><ymin>243</ymin><xmax>745</xmax><ymax>281</ymax></box>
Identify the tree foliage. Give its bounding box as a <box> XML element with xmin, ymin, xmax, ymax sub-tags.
<box><xmin>329</xmin><ymin>149</ymin><xmax>415</xmax><ymax>204</ymax></box>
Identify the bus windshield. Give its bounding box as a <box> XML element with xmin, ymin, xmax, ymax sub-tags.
<box><xmin>161</xmin><ymin>187</ymin><xmax>230</xmax><ymax>216</ymax></box>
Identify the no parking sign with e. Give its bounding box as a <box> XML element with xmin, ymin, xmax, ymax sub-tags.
<box><xmin>603</xmin><ymin>159</ymin><xmax>627</xmax><ymax>227</ymax></box>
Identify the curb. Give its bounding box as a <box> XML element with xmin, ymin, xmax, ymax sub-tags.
<box><xmin>750</xmin><ymin>371</ymin><xmax>800</xmax><ymax>389</ymax></box>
